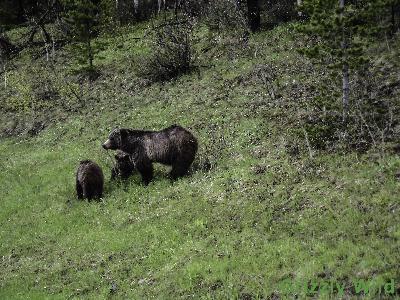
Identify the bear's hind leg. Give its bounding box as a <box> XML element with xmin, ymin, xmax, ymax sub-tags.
<box><xmin>170</xmin><ymin>161</ymin><xmax>190</xmax><ymax>180</ymax></box>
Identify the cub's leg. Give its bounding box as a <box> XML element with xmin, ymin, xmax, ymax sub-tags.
<box><xmin>95</xmin><ymin>187</ymin><xmax>103</xmax><ymax>200</ymax></box>
<box><xmin>82</xmin><ymin>185</ymin><xmax>94</xmax><ymax>201</ymax></box>
<box><xmin>76</xmin><ymin>181</ymin><xmax>83</xmax><ymax>199</ymax></box>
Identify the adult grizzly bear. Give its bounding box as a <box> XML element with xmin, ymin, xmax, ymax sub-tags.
<box><xmin>76</xmin><ymin>160</ymin><xmax>104</xmax><ymax>200</ymax></box>
<box><xmin>111</xmin><ymin>150</ymin><xmax>136</xmax><ymax>180</ymax></box>
<box><xmin>102</xmin><ymin>125</ymin><xmax>198</xmax><ymax>185</ymax></box>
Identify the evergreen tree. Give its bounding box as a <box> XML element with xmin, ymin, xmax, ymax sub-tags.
<box><xmin>62</xmin><ymin>0</ymin><xmax>101</xmax><ymax>71</ymax></box>
<box><xmin>298</xmin><ymin>0</ymin><xmax>396</xmax><ymax>122</ymax></box>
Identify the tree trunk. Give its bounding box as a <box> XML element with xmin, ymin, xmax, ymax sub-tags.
<box><xmin>340</xmin><ymin>0</ymin><xmax>349</xmax><ymax>123</ymax></box>
<box><xmin>40</xmin><ymin>24</ymin><xmax>51</xmax><ymax>44</ymax></box>
<box><xmin>297</xmin><ymin>0</ymin><xmax>303</xmax><ymax>17</ymax></box>
<box><xmin>342</xmin><ymin>62</ymin><xmax>349</xmax><ymax>122</ymax></box>
<box><xmin>88</xmin><ymin>39</ymin><xmax>93</xmax><ymax>69</ymax></box>
<box><xmin>247</xmin><ymin>0</ymin><xmax>260</xmax><ymax>32</ymax></box>
<box><xmin>3</xmin><ymin>64</ymin><xmax>7</xmax><ymax>88</ymax></box>
<box><xmin>158</xmin><ymin>0</ymin><xmax>166</xmax><ymax>13</ymax></box>
<box><xmin>134</xmin><ymin>0</ymin><xmax>139</xmax><ymax>14</ymax></box>
<box><xmin>391</xmin><ymin>2</ymin><xmax>400</xmax><ymax>34</ymax></box>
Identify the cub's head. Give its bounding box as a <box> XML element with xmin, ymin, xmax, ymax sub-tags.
<box><xmin>115</xmin><ymin>150</ymin><xmax>131</xmax><ymax>164</ymax></box>
<box><xmin>112</xmin><ymin>150</ymin><xmax>135</xmax><ymax>179</ymax></box>
<box><xmin>115</xmin><ymin>150</ymin><xmax>135</xmax><ymax>171</ymax></box>
<box><xmin>102</xmin><ymin>128</ymin><xmax>129</xmax><ymax>150</ymax></box>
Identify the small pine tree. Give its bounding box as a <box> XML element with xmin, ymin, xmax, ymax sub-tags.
<box><xmin>62</xmin><ymin>0</ymin><xmax>102</xmax><ymax>72</ymax></box>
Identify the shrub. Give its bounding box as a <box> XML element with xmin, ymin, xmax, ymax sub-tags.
<box><xmin>344</xmin><ymin>65</ymin><xmax>399</xmax><ymax>151</ymax></box>
<box><xmin>0</xmin><ymin>61</ymin><xmax>90</xmax><ymax>113</ymax></box>
<box><xmin>204</xmin><ymin>0</ymin><xmax>248</xmax><ymax>33</ymax></box>
<box><xmin>294</xmin><ymin>64</ymin><xmax>400</xmax><ymax>152</ymax></box>
<box><xmin>136</xmin><ymin>20</ymin><xmax>194</xmax><ymax>82</ymax></box>
<box><xmin>1</xmin><ymin>64</ymin><xmax>60</xmax><ymax>112</ymax></box>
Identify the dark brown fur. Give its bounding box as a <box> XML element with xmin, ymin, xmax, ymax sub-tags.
<box><xmin>103</xmin><ymin>125</ymin><xmax>198</xmax><ymax>185</ymax></box>
<box><xmin>76</xmin><ymin>160</ymin><xmax>104</xmax><ymax>200</ymax></box>
<box><xmin>111</xmin><ymin>150</ymin><xmax>136</xmax><ymax>180</ymax></box>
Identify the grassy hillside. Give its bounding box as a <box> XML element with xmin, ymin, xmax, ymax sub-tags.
<box><xmin>0</xmin><ymin>21</ymin><xmax>399</xmax><ymax>299</ymax></box>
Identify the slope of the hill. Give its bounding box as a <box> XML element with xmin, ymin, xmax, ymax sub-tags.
<box><xmin>0</xmin><ymin>22</ymin><xmax>399</xmax><ymax>299</ymax></box>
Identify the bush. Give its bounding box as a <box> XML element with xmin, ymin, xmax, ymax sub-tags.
<box><xmin>344</xmin><ymin>65</ymin><xmax>400</xmax><ymax>151</ymax></box>
<box><xmin>204</xmin><ymin>0</ymin><xmax>248</xmax><ymax>32</ymax></box>
<box><xmin>0</xmin><ymin>61</ymin><xmax>91</xmax><ymax>113</ymax></box>
<box><xmin>1</xmin><ymin>64</ymin><xmax>60</xmax><ymax>112</ymax></box>
<box><xmin>136</xmin><ymin>20</ymin><xmax>194</xmax><ymax>82</ymax></box>
<box><xmin>294</xmin><ymin>64</ymin><xmax>400</xmax><ymax>152</ymax></box>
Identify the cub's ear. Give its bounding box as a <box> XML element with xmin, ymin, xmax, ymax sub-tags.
<box><xmin>120</xmin><ymin>129</ymin><xmax>129</xmax><ymax>142</ymax></box>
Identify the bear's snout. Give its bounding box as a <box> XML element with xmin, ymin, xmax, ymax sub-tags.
<box><xmin>102</xmin><ymin>139</ymin><xmax>112</xmax><ymax>149</ymax></box>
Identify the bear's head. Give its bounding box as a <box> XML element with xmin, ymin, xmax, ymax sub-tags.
<box><xmin>102</xmin><ymin>128</ymin><xmax>129</xmax><ymax>150</ymax></box>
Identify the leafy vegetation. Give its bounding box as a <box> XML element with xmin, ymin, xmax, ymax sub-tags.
<box><xmin>136</xmin><ymin>20</ymin><xmax>195</xmax><ymax>82</ymax></box>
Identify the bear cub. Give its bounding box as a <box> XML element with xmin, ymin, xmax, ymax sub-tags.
<box><xmin>111</xmin><ymin>150</ymin><xmax>135</xmax><ymax>180</ymax></box>
<box><xmin>103</xmin><ymin>125</ymin><xmax>198</xmax><ymax>185</ymax></box>
<box><xmin>76</xmin><ymin>160</ymin><xmax>104</xmax><ymax>200</ymax></box>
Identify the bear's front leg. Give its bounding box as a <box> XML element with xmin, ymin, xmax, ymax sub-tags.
<box><xmin>136</xmin><ymin>159</ymin><xmax>153</xmax><ymax>185</ymax></box>
<box><xmin>76</xmin><ymin>181</ymin><xmax>83</xmax><ymax>199</ymax></box>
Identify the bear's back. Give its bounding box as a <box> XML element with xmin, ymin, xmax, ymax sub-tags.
<box><xmin>77</xmin><ymin>160</ymin><xmax>104</xmax><ymax>186</ymax></box>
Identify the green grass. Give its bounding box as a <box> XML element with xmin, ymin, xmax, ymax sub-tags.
<box><xmin>0</xmin><ymin>21</ymin><xmax>399</xmax><ymax>299</ymax></box>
